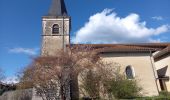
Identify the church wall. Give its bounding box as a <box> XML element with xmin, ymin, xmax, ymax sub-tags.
<box><xmin>155</xmin><ymin>55</ymin><xmax>170</xmax><ymax>92</ymax></box>
<box><xmin>41</xmin><ymin>36</ymin><xmax>69</xmax><ymax>56</ymax></box>
<box><xmin>42</xmin><ymin>17</ymin><xmax>70</xmax><ymax>36</ymax></box>
<box><xmin>41</xmin><ymin>17</ymin><xmax>70</xmax><ymax>56</ymax></box>
<box><xmin>100</xmin><ymin>52</ymin><xmax>159</xmax><ymax>96</ymax></box>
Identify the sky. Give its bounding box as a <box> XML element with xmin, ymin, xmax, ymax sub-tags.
<box><xmin>0</xmin><ymin>0</ymin><xmax>170</xmax><ymax>82</ymax></box>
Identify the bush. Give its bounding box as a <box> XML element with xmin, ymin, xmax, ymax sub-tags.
<box><xmin>79</xmin><ymin>64</ymin><xmax>142</xmax><ymax>99</ymax></box>
<box><xmin>16</xmin><ymin>81</ymin><xmax>33</xmax><ymax>90</ymax></box>
<box><xmin>109</xmin><ymin>79</ymin><xmax>142</xmax><ymax>99</ymax></box>
<box><xmin>82</xmin><ymin>70</ymin><xmax>100</xmax><ymax>99</ymax></box>
<box><xmin>130</xmin><ymin>91</ymin><xmax>170</xmax><ymax>100</ymax></box>
<box><xmin>159</xmin><ymin>91</ymin><xmax>170</xmax><ymax>97</ymax></box>
<box><xmin>0</xmin><ymin>89</ymin><xmax>5</xmax><ymax>96</ymax></box>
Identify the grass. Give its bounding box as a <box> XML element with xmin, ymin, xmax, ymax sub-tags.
<box><xmin>123</xmin><ymin>91</ymin><xmax>170</xmax><ymax>100</ymax></box>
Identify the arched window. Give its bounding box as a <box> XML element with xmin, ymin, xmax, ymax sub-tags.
<box><xmin>52</xmin><ymin>24</ymin><xmax>59</xmax><ymax>34</ymax></box>
<box><xmin>125</xmin><ymin>65</ymin><xmax>135</xmax><ymax>79</ymax></box>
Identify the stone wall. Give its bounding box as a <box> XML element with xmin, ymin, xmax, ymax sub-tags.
<box><xmin>41</xmin><ymin>17</ymin><xmax>70</xmax><ymax>56</ymax></box>
<box><xmin>0</xmin><ymin>89</ymin><xmax>44</xmax><ymax>100</ymax></box>
<box><xmin>0</xmin><ymin>89</ymin><xmax>32</xmax><ymax>100</ymax></box>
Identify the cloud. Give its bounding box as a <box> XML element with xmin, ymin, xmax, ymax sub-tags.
<box><xmin>9</xmin><ymin>47</ymin><xmax>39</xmax><ymax>55</ymax></box>
<box><xmin>149</xmin><ymin>39</ymin><xmax>162</xmax><ymax>43</ymax></box>
<box><xmin>2</xmin><ymin>76</ymin><xmax>19</xmax><ymax>84</ymax></box>
<box><xmin>152</xmin><ymin>16</ymin><xmax>164</xmax><ymax>21</ymax></box>
<box><xmin>73</xmin><ymin>9</ymin><xmax>170</xmax><ymax>44</ymax></box>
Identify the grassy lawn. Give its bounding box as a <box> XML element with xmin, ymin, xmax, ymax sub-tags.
<box><xmin>133</xmin><ymin>91</ymin><xmax>170</xmax><ymax>100</ymax></box>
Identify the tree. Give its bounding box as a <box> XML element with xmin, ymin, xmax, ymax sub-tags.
<box><xmin>78</xmin><ymin>62</ymin><xmax>123</xmax><ymax>99</ymax></box>
<box><xmin>78</xmin><ymin>62</ymin><xmax>142</xmax><ymax>99</ymax></box>
<box><xmin>0</xmin><ymin>68</ymin><xmax>5</xmax><ymax>81</ymax></box>
<box><xmin>20</xmin><ymin>45</ymin><xmax>142</xmax><ymax>100</ymax></box>
<box><xmin>17</xmin><ymin>67</ymin><xmax>34</xmax><ymax>90</ymax></box>
<box><xmin>0</xmin><ymin>68</ymin><xmax>5</xmax><ymax>95</ymax></box>
<box><xmin>20</xmin><ymin>45</ymin><xmax>99</xmax><ymax>100</ymax></box>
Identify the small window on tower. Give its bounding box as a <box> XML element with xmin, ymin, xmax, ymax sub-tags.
<box><xmin>52</xmin><ymin>24</ymin><xmax>59</xmax><ymax>34</ymax></box>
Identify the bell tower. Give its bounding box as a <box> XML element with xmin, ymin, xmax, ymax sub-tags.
<box><xmin>41</xmin><ymin>0</ymin><xmax>71</xmax><ymax>56</ymax></box>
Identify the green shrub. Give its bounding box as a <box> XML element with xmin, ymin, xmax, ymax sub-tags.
<box><xmin>0</xmin><ymin>89</ymin><xmax>5</xmax><ymax>96</ymax></box>
<box><xmin>135</xmin><ymin>92</ymin><xmax>170</xmax><ymax>100</ymax></box>
<box><xmin>81</xmin><ymin>70</ymin><xmax>100</xmax><ymax>99</ymax></box>
<box><xmin>159</xmin><ymin>91</ymin><xmax>170</xmax><ymax>97</ymax></box>
<box><xmin>109</xmin><ymin>79</ymin><xmax>142</xmax><ymax>99</ymax></box>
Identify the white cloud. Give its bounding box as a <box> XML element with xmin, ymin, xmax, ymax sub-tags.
<box><xmin>9</xmin><ymin>47</ymin><xmax>39</xmax><ymax>55</ymax></box>
<box><xmin>2</xmin><ymin>76</ymin><xmax>19</xmax><ymax>84</ymax></box>
<box><xmin>73</xmin><ymin>9</ymin><xmax>170</xmax><ymax>44</ymax></box>
<box><xmin>149</xmin><ymin>38</ymin><xmax>162</xmax><ymax>43</ymax></box>
<box><xmin>152</xmin><ymin>16</ymin><xmax>164</xmax><ymax>21</ymax></box>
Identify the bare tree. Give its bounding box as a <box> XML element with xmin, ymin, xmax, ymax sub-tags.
<box><xmin>79</xmin><ymin>61</ymin><xmax>142</xmax><ymax>99</ymax></box>
<box><xmin>20</xmin><ymin>45</ymin><xmax>100</xmax><ymax>100</ymax></box>
<box><xmin>17</xmin><ymin>67</ymin><xmax>34</xmax><ymax>90</ymax></box>
<box><xmin>78</xmin><ymin>58</ymin><xmax>123</xmax><ymax>99</ymax></box>
<box><xmin>19</xmin><ymin>45</ymin><xmax>142</xmax><ymax>99</ymax></box>
<box><xmin>0</xmin><ymin>68</ymin><xmax>5</xmax><ymax>82</ymax></box>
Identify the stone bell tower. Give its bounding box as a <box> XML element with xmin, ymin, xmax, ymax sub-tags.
<box><xmin>41</xmin><ymin>0</ymin><xmax>71</xmax><ymax>56</ymax></box>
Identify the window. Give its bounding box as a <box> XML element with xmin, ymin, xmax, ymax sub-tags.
<box><xmin>52</xmin><ymin>24</ymin><xmax>59</xmax><ymax>34</ymax></box>
<box><xmin>125</xmin><ymin>65</ymin><xmax>135</xmax><ymax>79</ymax></box>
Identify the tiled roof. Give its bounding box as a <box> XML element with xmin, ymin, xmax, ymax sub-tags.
<box><xmin>95</xmin><ymin>45</ymin><xmax>158</xmax><ymax>53</ymax></box>
<box><xmin>154</xmin><ymin>45</ymin><xmax>170</xmax><ymax>59</ymax></box>
<box><xmin>68</xmin><ymin>43</ymin><xmax>170</xmax><ymax>58</ymax></box>
<box><xmin>70</xmin><ymin>43</ymin><xmax>170</xmax><ymax>48</ymax></box>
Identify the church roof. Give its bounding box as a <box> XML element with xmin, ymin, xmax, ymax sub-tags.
<box><xmin>154</xmin><ymin>45</ymin><xmax>170</xmax><ymax>60</ymax></box>
<box><xmin>48</xmin><ymin>0</ymin><xmax>68</xmax><ymax>16</ymax></box>
<box><xmin>70</xmin><ymin>43</ymin><xmax>169</xmax><ymax>49</ymax></box>
<box><xmin>95</xmin><ymin>45</ymin><xmax>159</xmax><ymax>53</ymax></box>
<box><xmin>68</xmin><ymin>43</ymin><xmax>170</xmax><ymax>56</ymax></box>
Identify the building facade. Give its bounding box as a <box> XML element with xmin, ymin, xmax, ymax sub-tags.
<box><xmin>41</xmin><ymin>0</ymin><xmax>170</xmax><ymax>97</ymax></box>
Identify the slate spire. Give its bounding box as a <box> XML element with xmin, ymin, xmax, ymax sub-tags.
<box><xmin>48</xmin><ymin>0</ymin><xmax>68</xmax><ymax>16</ymax></box>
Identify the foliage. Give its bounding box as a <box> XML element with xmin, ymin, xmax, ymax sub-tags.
<box><xmin>79</xmin><ymin>61</ymin><xmax>115</xmax><ymax>99</ymax></box>
<box><xmin>19</xmin><ymin>45</ymin><xmax>100</xmax><ymax>100</ymax></box>
<box><xmin>0</xmin><ymin>68</ymin><xmax>5</xmax><ymax>81</ymax></box>
<box><xmin>109</xmin><ymin>78</ymin><xmax>142</xmax><ymax>99</ymax></box>
<box><xmin>19</xmin><ymin>45</ymin><xmax>142</xmax><ymax>100</ymax></box>
<box><xmin>135</xmin><ymin>92</ymin><xmax>170</xmax><ymax>100</ymax></box>
<box><xmin>80</xmin><ymin>70</ymin><xmax>100</xmax><ymax>99</ymax></box>
<box><xmin>17</xmin><ymin>67</ymin><xmax>34</xmax><ymax>90</ymax></box>
<box><xmin>0</xmin><ymin>89</ymin><xmax>4</xmax><ymax>96</ymax></box>
<box><xmin>159</xmin><ymin>91</ymin><xmax>170</xmax><ymax>97</ymax></box>
<box><xmin>79</xmin><ymin>62</ymin><xmax>142</xmax><ymax>99</ymax></box>
<box><xmin>0</xmin><ymin>84</ymin><xmax>16</xmax><ymax>96</ymax></box>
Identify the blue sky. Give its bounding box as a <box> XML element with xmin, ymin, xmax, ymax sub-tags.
<box><xmin>0</xmin><ymin>0</ymin><xmax>170</xmax><ymax>81</ymax></box>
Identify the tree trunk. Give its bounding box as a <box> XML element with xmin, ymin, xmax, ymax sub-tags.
<box><xmin>70</xmin><ymin>74</ymin><xmax>79</xmax><ymax>100</ymax></box>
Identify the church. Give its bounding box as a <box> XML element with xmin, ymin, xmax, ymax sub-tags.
<box><xmin>41</xmin><ymin>0</ymin><xmax>170</xmax><ymax>97</ymax></box>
